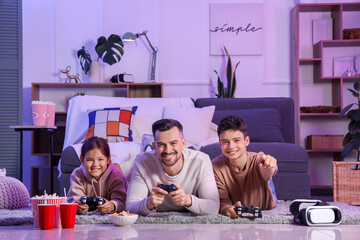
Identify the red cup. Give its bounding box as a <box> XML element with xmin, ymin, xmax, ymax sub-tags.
<box><xmin>38</xmin><ymin>204</ymin><xmax>56</xmax><ymax>230</ymax></box>
<box><xmin>60</xmin><ymin>203</ymin><xmax>78</xmax><ymax>228</ymax></box>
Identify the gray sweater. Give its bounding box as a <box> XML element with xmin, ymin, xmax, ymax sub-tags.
<box><xmin>126</xmin><ymin>148</ymin><xmax>220</xmax><ymax>216</ymax></box>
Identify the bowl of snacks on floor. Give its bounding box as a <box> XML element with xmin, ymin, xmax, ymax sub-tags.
<box><xmin>108</xmin><ymin>211</ymin><xmax>138</xmax><ymax>226</ymax></box>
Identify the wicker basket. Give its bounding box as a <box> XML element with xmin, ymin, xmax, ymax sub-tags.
<box><xmin>333</xmin><ymin>161</ymin><xmax>360</xmax><ymax>205</ymax></box>
<box><xmin>343</xmin><ymin>28</ymin><xmax>360</xmax><ymax>39</ymax></box>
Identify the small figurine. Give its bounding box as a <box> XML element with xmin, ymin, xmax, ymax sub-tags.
<box><xmin>61</xmin><ymin>66</ymin><xmax>81</xmax><ymax>83</ymax></box>
<box><xmin>344</xmin><ymin>68</ymin><xmax>352</xmax><ymax>77</ymax></box>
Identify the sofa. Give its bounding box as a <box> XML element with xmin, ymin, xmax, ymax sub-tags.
<box><xmin>58</xmin><ymin>96</ymin><xmax>310</xmax><ymax>200</ymax></box>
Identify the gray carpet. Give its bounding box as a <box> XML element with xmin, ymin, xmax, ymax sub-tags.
<box><xmin>1</xmin><ymin>201</ymin><xmax>359</xmax><ymax>226</ymax></box>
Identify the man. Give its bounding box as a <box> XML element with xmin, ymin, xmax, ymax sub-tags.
<box><xmin>212</xmin><ymin>115</ymin><xmax>278</xmax><ymax>218</ymax></box>
<box><xmin>126</xmin><ymin>119</ymin><xmax>219</xmax><ymax>216</ymax></box>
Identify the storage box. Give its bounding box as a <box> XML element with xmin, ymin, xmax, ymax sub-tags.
<box><xmin>306</xmin><ymin>135</ymin><xmax>343</xmax><ymax>150</ymax></box>
<box><xmin>333</xmin><ymin>161</ymin><xmax>360</xmax><ymax>205</ymax></box>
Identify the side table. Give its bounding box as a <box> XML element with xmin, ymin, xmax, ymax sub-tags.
<box><xmin>9</xmin><ymin>125</ymin><xmax>57</xmax><ymax>194</ymax></box>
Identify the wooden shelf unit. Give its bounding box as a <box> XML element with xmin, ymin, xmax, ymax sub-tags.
<box><xmin>30</xmin><ymin>82</ymin><xmax>163</xmax><ymax>194</ymax></box>
<box><xmin>291</xmin><ymin>3</ymin><xmax>360</xmax><ymax>190</ymax></box>
<box><xmin>291</xmin><ymin>2</ymin><xmax>360</xmax><ymax>147</ymax></box>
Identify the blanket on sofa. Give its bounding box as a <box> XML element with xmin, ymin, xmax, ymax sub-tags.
<box><xmin>1</xmin><ymin>201</ymin><xmax>359</xmax><ymax>226</ymax></box>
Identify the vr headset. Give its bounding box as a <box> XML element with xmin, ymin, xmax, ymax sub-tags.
<box><xmin>290</xmin><ymin>199</ymin><xmax>342</xmax><ymax>226</ymax></box>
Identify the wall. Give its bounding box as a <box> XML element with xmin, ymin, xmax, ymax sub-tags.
<box><xmin>22</xmin><ymin>0</ymin><xmax>358</xmax><ymax>194</ymax></box>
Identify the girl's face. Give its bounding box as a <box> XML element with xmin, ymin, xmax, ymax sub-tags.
<box><xmin>80</xmin><ymin>147</ymin><xmax>110</xmax><ymax>181</ymax></box>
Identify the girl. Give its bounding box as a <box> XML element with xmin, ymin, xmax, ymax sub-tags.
<box><xmin>67</xmin><ymin>136</ymin><xmax>128</xmax><ymax>214</ymax></box>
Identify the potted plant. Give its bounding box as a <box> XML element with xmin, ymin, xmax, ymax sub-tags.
<box><xmin>213</xmin><ymin>46</ymin><xmax>240</xmax><ymax>98</ymax></box>
<box><xmin>77</xmin><ymin>34</ymin><xmax>124</xmax><ymax>81</ymax></box>
<box><xmin>339</xmin><ymin>82</ymin><xmax>360</xmax><ymax>166</ymax></box>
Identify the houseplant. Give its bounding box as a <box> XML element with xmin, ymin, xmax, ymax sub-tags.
<box><xmin>339</xmin><ymin>82</ymin><xmax>360</xmax><ymax>165</ymax></box>
<box><xmin>213</xmin><ymin>46</ymin><xmax>240</xmax><ymax>98</ymax></box>
<box><xmin>77</xmin><ymin>34</ymin><xmax>124</xmax><ymax>75</ymax></box>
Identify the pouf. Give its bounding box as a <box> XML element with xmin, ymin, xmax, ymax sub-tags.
<box><xmin>0</xmin><ymin>175</ymin><xmax>30</xmax><ymax>209</ymax></box>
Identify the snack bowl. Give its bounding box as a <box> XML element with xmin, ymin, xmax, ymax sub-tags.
<box><xmin>108</xmin><ymin>213</ymin><xmax>138</xmax><ymax>226</ymax></box>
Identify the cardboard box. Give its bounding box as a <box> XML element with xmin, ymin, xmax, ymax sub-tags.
<box><xmin>306</xmin><ymin>135</ymin><xmax>343</xmax><ymax>150</ymax></box>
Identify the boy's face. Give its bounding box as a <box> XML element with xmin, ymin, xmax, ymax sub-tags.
<box><xmin>219</xmin><ymin>130</ymin><xmax>250</xmax><ymax>162</ymax></box>
<box><xmin>154</xmin><ymin>127</ymin><xmax>186</xmax><ymax>168</ymax></box>
<box><xmin>80</xmin><ymin>147</ymin><xmax>110</xmax><ymax>181</ymax></box>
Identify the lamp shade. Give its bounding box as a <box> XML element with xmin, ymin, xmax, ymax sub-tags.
<box><xmin>122</xmin><ymin>32</ymin><xmax>137</xmax><ymax>41</ymax></box>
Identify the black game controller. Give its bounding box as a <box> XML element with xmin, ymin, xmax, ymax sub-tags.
<box><xmin>159</xmin><ymin>184</ymin><xmax>178</xmax><ymax>192</ymax></box>
<box><xmin>235</xmin><ymin>205</ymin><xmax>262</xmax><ymax>218</ymax></box>
<box><xmin>80</xmin><ymin>196</ymin><xmax>105</xmax><ymax>211</ymax></box>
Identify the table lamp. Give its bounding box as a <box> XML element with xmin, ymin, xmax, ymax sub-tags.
<box><xmin>123</xmin><ymin>30</ymin><xmax>158</xmax><ymax>82</ymax></box>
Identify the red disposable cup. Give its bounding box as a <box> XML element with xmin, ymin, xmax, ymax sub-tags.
<box><xmin>38</xmin><ymin>204</ymin><xmax>56</xmax><ymax>230</ymax></box>
<box><xmin>60</xmin><ymin>203</ymin><xmax>78</xmax><ymax>228</ymax></box>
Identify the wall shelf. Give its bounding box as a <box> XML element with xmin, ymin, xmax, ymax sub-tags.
<box><xmin>291</xmin><ymin>2</ymin><xmax>360</xmax><ymax>189</ymax></box>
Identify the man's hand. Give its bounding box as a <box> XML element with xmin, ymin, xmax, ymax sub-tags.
<box><xmin>225</xmin><ymin>201</ymin><xmax>242</xmax><ymax>218</ymax></box>
<box><xmin>75</xmin><ymin>199</ymin><xmax>89</xmax><ymax>214</ymax></box>
<box><xmin>146</xmin><ymin>183</ymin><xmax>168</xmax><ymax>210</ymax></box>
<box><xmin>258</xmin><ymin>154</ymin><xmax>277</xmax><ymax>181</ymax></box>
<box><xmin>97</xmin><ymin>199</ymin><xmax>115</xmax><ymax>214</ymax></box>
<box><xmin>168</xmin><ymin>183</ymin><xmax>192</xmax><ymax>207</ymax></box>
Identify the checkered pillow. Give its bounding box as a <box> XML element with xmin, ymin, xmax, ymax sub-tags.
<box><xmin>85</xmin><ymin>106</ymin><xmax>137</xmax><ymax>142</ymax></box>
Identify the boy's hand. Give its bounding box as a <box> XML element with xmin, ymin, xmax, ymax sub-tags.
<box><xmin>225</xmin><ymin>201</ymin><xmax>242</xmax><ymax>218</ymax></box>
<box><xmin>259</xmin><ymin>154</ymin><xmax>277</xmax><ymax>182</ymax></box>
<box><xmin>97</xmin><ymin>199</ymin><xmax>115</xmax><ymax>214</ymax></box>
<box><xmin>75</xmin><ymin>199</ymin><xmax>89</xmax><ymax>214</ymax></box>
<box><xmin>168</xmin><ymin>183</ymin><xmax>192</xmax><ymax>207</ymax></box>
<box><xmin>146</xmin><ymin>182</ymin><xmax>168</xmax><ymax>210</ymax></box>
<box><xmin>259</xmin><ymin>154</ymin><xmax>277</xmax><ymax>169</ymax></box>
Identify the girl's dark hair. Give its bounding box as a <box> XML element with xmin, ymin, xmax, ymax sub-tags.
<box><xmin>217</xmin><ymin>115</ymin><xmax>248</xmax><ymax>137</ymax></box>
<box><xmin>81</xmin><ymin>136</ymin><xmax>110</xmax><ymax>158</ymax></box>
<box><xmin>152</xmin><ymin>118</ymin><xmax>183</xmax><ymax>136</ymax></box>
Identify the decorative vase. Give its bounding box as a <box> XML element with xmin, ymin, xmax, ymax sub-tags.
<box><xmin>89</xmin><ymin>61</ymin><xmax>103</xmax><ymax>83</ymax></box>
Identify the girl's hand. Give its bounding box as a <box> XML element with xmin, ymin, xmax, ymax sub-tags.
<box><xmin>75</xmin><ymin>199</ymin><xmax>89</xmax><ymax>214</ymax></box>
<box><xmin>97</xmin><ymin>199</ymin><xmax>115</xmax><ymax>214</ymax></box>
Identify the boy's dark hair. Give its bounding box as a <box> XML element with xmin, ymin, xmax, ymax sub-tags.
<box><xmin>81</xmin><ymin>136</ymin><xmax>110</xmax><ymax>159</ymax></box>
<box><xmin>217</xmin><ymin>115</ymin><xmax>248</xmax><ymax>137</ymax></box>
<box><xmin>152</xmin><ymin>118</ymin><xmax>183</xmax><ymax>137</ymax></box>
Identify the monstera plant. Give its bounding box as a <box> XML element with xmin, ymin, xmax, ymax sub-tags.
<box><xmin>339</xmin><ymin>82</ymin><xmax>360</xmax><ymax>165</ymax></box>
<box><xmin>77</xmin><ymin>34</ymin><xmax>124</xmax><ymax>75</ymax></box>
<box><xmin>213</xmin><ymin>46</ymin><xmax>240</xmax><ymax>98</ymax></box>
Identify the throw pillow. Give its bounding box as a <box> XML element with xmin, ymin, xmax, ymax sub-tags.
<box><xmin>163</xmin><ymin>105</ymin><xmax>215</xmax><ymax>147</ymax></box>
<box><xmin>212</xmin><ymin>108</ymin><xmax>285</xmax><ymax>142</ymax></box>
<box><xmin>85</xmin><ymin>106</ymin><xmax>137</xmax><ymax>142</ymax></box>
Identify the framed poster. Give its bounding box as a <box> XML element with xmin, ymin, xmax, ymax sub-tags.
<box><xmin>209</xmin><ymin>3</ymin><xmax>263</xmax><ymax>55</ymax></box>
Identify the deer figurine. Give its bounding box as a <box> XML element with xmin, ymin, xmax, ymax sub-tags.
<box><xmin>61</xmin><ymin>66</ymin><xmax>81</xmax><ymax>83</ymax></box>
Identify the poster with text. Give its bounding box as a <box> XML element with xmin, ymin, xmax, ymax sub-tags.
<box><xmin>210</xmin><ymin>3</ymin><xmax>263</xmax><ymax>55</ymax></box>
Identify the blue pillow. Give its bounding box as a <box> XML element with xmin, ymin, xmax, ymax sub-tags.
<box><xmin>212</xmin><ymin>108</ymin><xmax>285</xmax><ymax>142</ymax></box>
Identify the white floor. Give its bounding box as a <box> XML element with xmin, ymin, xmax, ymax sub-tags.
<box><xmin>0</xmin><ymin>223</ymin><xmax>358</xmax><ymax>240</ymax></box>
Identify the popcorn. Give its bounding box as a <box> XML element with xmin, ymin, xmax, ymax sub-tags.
<box><xmin>111</xmin><ymin>211</ymin><xmax>135</xmax><ymax>216</ymax></box>
<box><xmin>31</xmin><ymin>193</ymin><xmax>62</xmax><ymax>199</ymax></box>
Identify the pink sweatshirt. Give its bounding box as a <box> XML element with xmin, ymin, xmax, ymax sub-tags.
<box><xmin>67</xmin><ymin>162</ymin><xmax>128</xmax><ymax>213</ymax></box>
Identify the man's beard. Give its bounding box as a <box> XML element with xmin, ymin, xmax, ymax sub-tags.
<box><xmin>161</xmin><ymin>151</ymin><xmax>182</xmax><ymax>167</ymax></box>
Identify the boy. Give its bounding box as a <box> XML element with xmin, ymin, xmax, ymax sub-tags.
<box><xmin>212</xmin><ymin>115</ymin><xmax>277</xmax><ymax>218</ymax></box>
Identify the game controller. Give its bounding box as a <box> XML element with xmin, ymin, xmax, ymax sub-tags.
<box><xmin>235</xmin><ymin>205</ymin><xmax>262</xmax><ymax>218</ymax></box>
<box><xmin>80</xmin><ymin>196</ymin><xmax>105</xmax><ymax>211</ymax></box>
<box><xmin>159</xmin><ymin>184</ymin><xmax>178</xmax><ymax>192</ymax></box>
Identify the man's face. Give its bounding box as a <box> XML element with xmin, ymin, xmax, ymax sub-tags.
<box><xmin>154</xmin><ymin>127</ymin><xmax>186</xmax><ymax>168</ymax></box>
<box><xmin>219</xmin><ymin>130</ymin><xmax>249</xmax><ymax>162</ymax></box>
